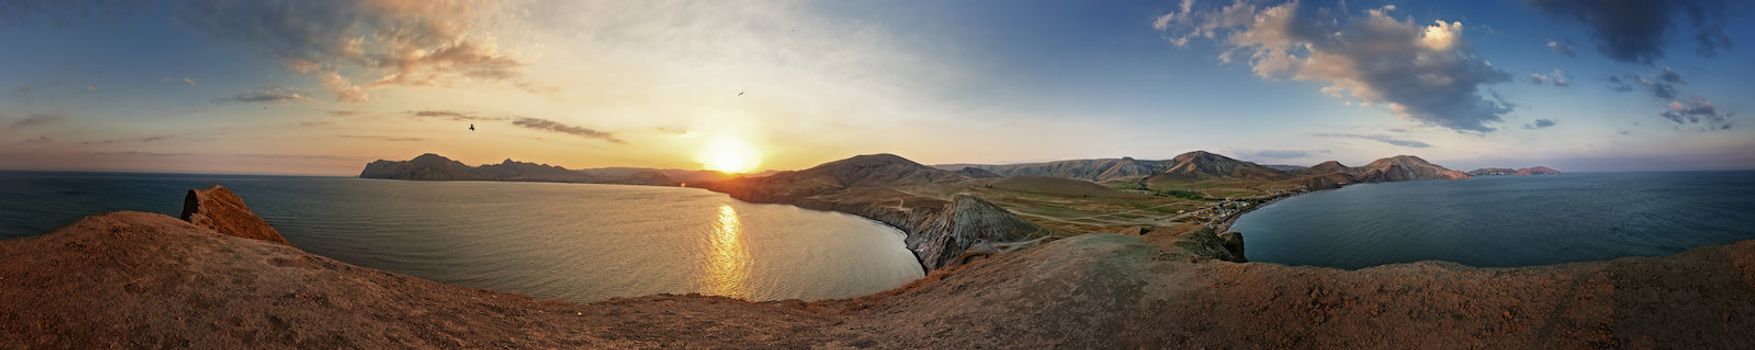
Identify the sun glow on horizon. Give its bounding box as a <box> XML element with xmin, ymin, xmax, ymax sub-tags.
<box><xmin>698</xmin><ymin>137</ymin><xmax>763</xmax><ymax>173</ymax></box>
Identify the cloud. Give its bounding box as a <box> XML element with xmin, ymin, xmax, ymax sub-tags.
<box><xmin>22</xmin><ymin>135</ymin><xmax>52</xmax><ymax>144</ymax></box>
<box><xmin>1546</xmin><ymin>39</ymin><xmax>1576</xmax><ymax>57</ymax></box>
<box><xmin>408</xmin><ymin>110</ymin><xmax>504</xmax><ymax>121</ymax></box>
<box><xmin>1158</xmin><ymin>2</ymin><xmax>1514</xmax><ymax>133</ymax></box>
<box><xmin>1609</xmin><ymin>67</ymin><xmax>1685</xmax><ymax>99</ymax></box>
<box><xmin>213</xmin><ymin>87</ymin><xmax>314</xmax><ymax>104</ymax></box>
<box><xmin>1525</xmin><ymin>0</ymin><xmax>1730</xmax><ymax>64</ymax></box>
<box><xmin>1524</xmin><ymin>119</ymin><xmax>1557</xmax><ymax>129</ymax></box>
<box><xmin>82</xmin><ymin>135</ymin><xmax>175</xmax><ymax>145</ymax></box>
<box><xmin>1314</xmin><ymin>133</ymin><xmax>1433</xmax><ymax>148</ymax></box>
<box><xmin>1662</xmin><ymin>99</ymin><xmax>1733</xmax><ymax>128</ymax></box>
<box><xmin>6</xmin><ymin>113</ymin><xmax>64</xmax><ymax>130</ymax></box>
<box><xmin>339</xmin><ymin>135</ymin><xmax>426</xmax><ymax>142</ymax></box>
<box><xmin>1528</xmin><ymin>69</ymin><xmax>1570</xmax><ymax>87</ymax></box>
<box><xmin>177</xmin><ymin>0</ymin><xmax>523</xmax><ymax>102</ymax></box>
<box><xmin>510</xmin><ymin>117</ymin><xmax>623</xmax><ymax>143</ymax></box>
<box><xmin>85</xmin><ymin>85</ymin><xmax>96</xmax><ymax>93</ymax></box>
<box><xmin>1606</xmin><ymin>67</ymin><xmax>1732</xmax><ymax>129</ymax></box>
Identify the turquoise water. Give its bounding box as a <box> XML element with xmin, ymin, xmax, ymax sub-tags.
<box><xmin>1232</xmin><ymin>172</ymin><xmax>1755</xmax><ymax>269</ymax></box>
<box><xmin>0</xmin><ymin>172</ymin><xmax>923</xmax><ymax>302</ymax></box>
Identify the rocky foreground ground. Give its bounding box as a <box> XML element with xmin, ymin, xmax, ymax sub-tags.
<box><xmin>4</xmin><ymin>186</ymin><xmax>1755</xmax><ymax>348</ymax></box>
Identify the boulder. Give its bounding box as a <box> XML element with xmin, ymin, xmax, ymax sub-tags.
<box><xmin>179</xmin><ymin>185</ymin><xmax>291</xmax><ymax>245</ymax></box>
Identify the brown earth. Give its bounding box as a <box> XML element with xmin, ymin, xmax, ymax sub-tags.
<box><xmin>6</xmin><ymin>205</ymin><xmax>1755</xmax><ymax>348</ymax></box>
<box><xmin>180</xmin><ymin>185</ymin><xmax>291</xmax><ymax>245</ymax></box>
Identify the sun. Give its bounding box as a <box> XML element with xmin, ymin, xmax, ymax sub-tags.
<box><xmin>698</xmin><ymin>137</ymin><xmax>762</xmax><ymax>173</ymax></box>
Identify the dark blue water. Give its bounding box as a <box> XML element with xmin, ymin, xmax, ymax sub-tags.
<box><xmin>1233</xmin><ymin>172</ymin><xmax>1755</xmax><ymax>269</ymax></box>
<box><xmin>0</xmin><ymin>171</ymin><xmax>923</xmax><ymax>302</ymax></box>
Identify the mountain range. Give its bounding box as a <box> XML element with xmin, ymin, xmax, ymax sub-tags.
<box><xmin>938</xmin><ymin>151</ymin><xmax>1475</xmax><ymax>190</ymax></box>
<box><xmin>358</xmin><ymin>153</ymin><xmax>734</xmax><ymax>186</ymax></box>
<box><xmin>1468</xmin><ymin>166</ymin><xmax>1563</xmax><ymax>176</ymax></box>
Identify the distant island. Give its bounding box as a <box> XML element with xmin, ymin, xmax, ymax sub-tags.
<box><xmin>1468</xmin><ymin>166</ymin><xmax>1564</xmax><ymax>176</ymax></box>
<box><xmin>359</xmin><ymin>153</ymin><xmax>738</xmax><ymax>186</ymax></box>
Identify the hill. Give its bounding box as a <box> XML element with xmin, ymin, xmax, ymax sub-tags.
<box><xmin>1352</xmin><ymin>155</ymin><xmax>1471</xmax><ymax>182</ymax></box>
<box><xmin>359</xmin><ymin>153</ymin><xmax>677</xmax><ymax>186</ymax></box>
<box><xmin>1160</xmin><ymin>151</ymin><xmax>1289</xmax><ymax>180</ymax></box>
<box><xmin>939</xmin><ymin>157</ymin><xmax>1173</xmax><ymax>183</ymax></box>
<box><xmin>989</xmin><ymin>176</ymin><xmax>1145</xmax><ymax>199</ymax></box>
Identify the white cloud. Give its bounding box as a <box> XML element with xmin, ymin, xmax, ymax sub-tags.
<box><xmin>1157</xmin><ymin>1</ymin><xmax>1514</xmax><ymax>133</ymax></box>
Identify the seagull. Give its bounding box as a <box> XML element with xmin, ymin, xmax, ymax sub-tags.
<box><xmin>469</xmin><ymin>124</ymin><xmax>475</xmax><ymax>131</ymax></box>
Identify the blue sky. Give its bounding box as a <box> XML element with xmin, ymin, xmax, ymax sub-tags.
<box><xmin>1</xmin><ymin>0</ymin><xmax>1751</xmax><ymax>175</ymax></box>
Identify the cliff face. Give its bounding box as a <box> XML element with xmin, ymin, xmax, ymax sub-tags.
<box><xmin>360</xmin><ymin>153</ymin><xmax>676</xmax><ymax>186</ymax></box>
<box><xmin>179</xmin><ymin>185</ymin><xmax>290</xmax><ymax>245</ymax></box>
<box><xmin>706</xmin><ymin>154</ymin><xmax>1044</xmax><ymax>271</ymax></box>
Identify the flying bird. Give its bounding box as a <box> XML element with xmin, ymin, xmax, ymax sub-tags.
<box><xmin>737</xmin><ymin>91</ymin><xmax>744</xmax><ymax>96</ymax></box>
<box><xmin>469</xmin><ymin>124</ymin><xmax>475</xmax><ymax>131</ymax></box>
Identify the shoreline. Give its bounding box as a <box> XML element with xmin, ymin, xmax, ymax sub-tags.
<box><xmin>8</xmin><ymin>185</ymin><xmax>1755</xmax><ymax>347</ymax></box>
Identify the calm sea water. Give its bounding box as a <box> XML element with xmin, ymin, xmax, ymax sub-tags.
<box><xmin>1233</xmin><ymin>172</ymin><xmax>1755</xmax><ymax>269</ymax></box>
<box><xmin>0</xmin><ymin>172</ymin><xmax>923</xmax><ymax>302</ymax></box>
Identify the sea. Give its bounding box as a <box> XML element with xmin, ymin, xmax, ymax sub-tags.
<box><xmin>1232</xmin><ymin>171</ymin><xmax>1755</xmax><ymax>269</ymax></box>
<box><xmin>0</xmin><ymin>171</ymin><xmax>924</xmax><ymax>302</ymax></box>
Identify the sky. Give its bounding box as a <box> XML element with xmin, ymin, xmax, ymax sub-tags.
<box><xmin>0</xmin><ymin>0</ymin><xmax>1751</xmax><ymax>175</ymax></box>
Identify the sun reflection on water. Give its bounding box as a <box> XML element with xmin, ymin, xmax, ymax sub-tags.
<box><xmin>705</xmin><ymin>203</ymin><xmax>750</xmax><ymax>298</ymax></box>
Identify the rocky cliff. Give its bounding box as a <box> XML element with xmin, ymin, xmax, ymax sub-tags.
<box><xmin>179</xmin><ymin>185</ymin><xmax>290</xmax><ymax>245</ymax></box>
<box><xmin>360</xmin><ymin>153</ymin><xmax>676</xmax><ymax>186</ymax></box>
<box><xmin>706</xmin><ymin>154</ymin><xmax>1045</xmax><ymax>271</ymax></box>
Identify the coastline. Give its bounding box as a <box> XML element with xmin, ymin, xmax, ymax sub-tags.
<box><xmin>7</xmin><ymin>185</ymin><xmax>1755</xmax><ymax>347</ymax></box>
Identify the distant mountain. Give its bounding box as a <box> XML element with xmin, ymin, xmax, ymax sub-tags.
<box><xmin>359</xmin><ymin>153</ymin><xmax>678</xmax><ymax>186</ymax></box>
<box><xmin>714</xmin><ymin>153</ymin><xmax>971</xmax><ymax>203</ymax></box>
<box><xmin>989</xmin><ymin>176</ymin><xmax>1144</xmax><ymax>198</ymax></box>
<box><xmin>1352</xmin><ymin>155</ymin><xmax>1471</xmax><ymax>182</ymax></box>
<box><xmin>1296</xmin><ymin>161</ymin><xmax>1353</xmax><ymax>176</ymax></box>
<box><xmin>1283</xmin><ymin>156</ymin><xmax>1471</xmax><ymax>189</ymax></box>
<box><xmin>1469</xmin><ymin>166</ymin><xmax>1563</xmax><ymax>176</ymax></box>
<box><xmin>938</xmin><ymin>157</ymin><xmax>1173</xmax><ymax>183</ymax></box>
<box><xmin>939</xmin><ymin>151</ymin><xmax>1481</xmax><ymax>190</ymax></box>
<box><xmin>596</xmin><ymin>167</ymin><xmax>736</xmax><ymax>185</ymax></box>
<box><xmin>1160</xmin><ymin>151</ymin><xmax>1289</xmax><ymax>180</ymax></box>
<box><xmin>954</xmin><ymin>167</ymin><xmax>1002</xmax><ymax>178</ymax></box>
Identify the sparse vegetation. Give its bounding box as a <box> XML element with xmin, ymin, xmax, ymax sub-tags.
<box><xmin>1155</xmin><ymin>189</ymin><xmax>1206</xmax><ymax>200</ymax></box>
